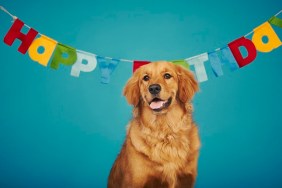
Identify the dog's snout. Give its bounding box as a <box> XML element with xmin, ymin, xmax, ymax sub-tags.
<box><xmin>149</xmin><ymin>84</ymin><xmax>161</xmax><ymax>95</ymax></box>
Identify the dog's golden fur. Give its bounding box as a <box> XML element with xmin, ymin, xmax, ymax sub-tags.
<box><xmin>108</xmin><ymin>62</ymin><xmax>200</xmax><ymax>188</ymax></box>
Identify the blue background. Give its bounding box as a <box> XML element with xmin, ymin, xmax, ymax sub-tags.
<box><xmin>1</xmin><ymin>0</ymin><xmax>282</xmax><ymax>187</ymax></box>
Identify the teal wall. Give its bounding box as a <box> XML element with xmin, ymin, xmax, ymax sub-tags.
<box><xmin>0</xmin><ymin>0</ymin><xmax>282</xmax><ymax>187</ymax></box>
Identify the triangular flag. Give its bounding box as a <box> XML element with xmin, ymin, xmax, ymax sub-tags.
<box><xmin>171</xmin><ymin>60</ymin><xmax>189</xmax><ymax>69</ymax></box>
<box><xmin>268</xmin><ymin>16</ymin><xmax>282</xmax><ymax>28</ymax></box>
<box><xmin>133</xmin><ymin>61</ymin><xmax>150</xmax><ymax>72</ymax></box>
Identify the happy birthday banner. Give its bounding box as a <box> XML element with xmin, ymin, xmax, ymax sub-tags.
<box><xmin>1</xmin><ymin>6</ymin><xmax>282</xmax><ymax>84</ymax></box>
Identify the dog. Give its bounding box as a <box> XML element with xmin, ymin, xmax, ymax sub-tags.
<box><xmin>108</xmin><ymin>62</ymin><xmax>200</xmax><ymax>188</ymax></box>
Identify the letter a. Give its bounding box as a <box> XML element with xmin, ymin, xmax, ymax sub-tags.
<box><xmin>28</xmin><ymin>35</ymin><xmax>57</xmax><ymax>66</ymax></box>
<box><xmin>252</xmin><ymin>22</ymin><xmax>282</xmax><ymax>53</ymax></box>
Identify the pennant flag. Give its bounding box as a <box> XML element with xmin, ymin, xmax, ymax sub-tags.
<box><xmin>186</xmin><ymin>53</ymin><xmax>209</xmax><ymax>82</ymax></box>
<box><xmin>133</xmin><ymin>61</ymin><xmax>150</xmax><ymax>72</ymax></box>
<box><xmin>208</xmin><ymin>51</ymin><xmax>223</xmax><ymax>77</ymax></box>
<box><xmin>268</xmin><ymin>16</ymin><xmax>282</xmax><ymax>28</ymax></box>
<box><xmin>228</xmin><ymin>37</ymin><xmax>257</xmax><ymax>68</ymax></box>
<box><xmin>221</xmin><ymin>47</ymin><xmax>239</xmax><ymax>71</ymax></box>
<box><xmin>71</xmin><ymin>50</ymin><xmax>97</xmax><ymax>77</ymax></box>
<box><xmin>208</xmin><ymin>47</ymin><xmax>239</xmax><ymax>77</ymax></box>
<box><xmin>97</xmin><ymin>57</ymin><xmax>120</xmax><ymax>84</ymax></box>
<box><xmin>4</xmin><ymin>18</ymin><xmax>38</xmax><ymax>54</ymax></box>
<box><xmin>28</xmin><ymin>35</ymin><xmax>57</xmax><ymax>66</ymax></box>
<box><xmin>50</xmin><ymin>43</ymin><xmax>77</xmax><ymax>69</ymax></box>
<box><xmin>252</xmin><ymin>22</ymin><xmax>282</xmax><ymax>53</ymax></box>
<box><xmin>171</xmin><ymin>60</ymin><xmax>189</xmax><ymax>69</ymax></box>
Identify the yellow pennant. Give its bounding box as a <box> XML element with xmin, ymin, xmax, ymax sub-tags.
<box><xmin>28</xmin><ymin>35</ymin><xmax>57</xmax><ymax>66</ymax></box>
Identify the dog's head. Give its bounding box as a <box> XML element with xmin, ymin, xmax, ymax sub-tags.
<box><xmin>123</xmin><ymin>62</ymin><xmax>198</xmax><ymax>114</ymax></box>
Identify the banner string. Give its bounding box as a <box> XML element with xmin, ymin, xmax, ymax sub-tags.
<box><xmin>0</xmin><ymin>6</ymin><xmax>39</xmax><ymax>34</ymax></box>
<box><xmin>0</xmin><ymin>6</ymin><xmax>17</xmax><ymax>20</ymax></box>
<box><xmin>244</xmin><ymin>10</ymin><xmax>282</xmax><ymax>37</ymax></box>
<box><xmin>0</xmin><ymin>6</ymin><xmax>281</xmax><ymax>64</ymax></box>
<box><xmin>275</xmin><ymin>10</ymin><xmax>282</xmax><ymax>17</ymax></box>
<box><xmin>244</xmin><ymin>30</ymin><xmax>254</xmax><ymax>38</ymax></box>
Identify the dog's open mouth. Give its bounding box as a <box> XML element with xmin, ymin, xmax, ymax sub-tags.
<box><xmin>149</xmin><ymin>97</ymin><xmax>172</xmax><ymax>112</ymax></box>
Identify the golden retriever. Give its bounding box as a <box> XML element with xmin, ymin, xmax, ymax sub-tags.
<box><xmin>108</xmin><ymin>62</ymin><xmax>200</xmax><ymax>188</ymax></box>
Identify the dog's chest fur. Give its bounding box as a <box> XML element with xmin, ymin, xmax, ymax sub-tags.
<box><xmin>128</xmin><ymin>112</ymin><xmax>199</xmax><ymax>185</ymax></box>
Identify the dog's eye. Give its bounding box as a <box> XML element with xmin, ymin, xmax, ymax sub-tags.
<box><xmin>143</xmin><ymin>75</ymin><xmax>150</xmax><ymax>81</ymax></box>
<box><xmin>164</xmin><ymin>73</ymin><xmax>172</xmax><ymax>79</ymax></box>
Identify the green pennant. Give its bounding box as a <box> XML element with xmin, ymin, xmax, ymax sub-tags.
<box><xmin>171</xmin><ymin>60</ymin><xmax>189</xmax><ymax>69</ymax></box>
<box><xmin>268</xmin><ymin>16</ymin><xmax>282</xmax><ymax>28</ymax></box>
<box><xmin>50</xmin><ymin>43</ymin><xmax>77</xmax><ymax>69</ymax></box>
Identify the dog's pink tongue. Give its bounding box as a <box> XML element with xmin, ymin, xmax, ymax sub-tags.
<box><xmin>150</xmin><ymin>101</ymin><xmax>165</xmax><ymax>109</ymax></box>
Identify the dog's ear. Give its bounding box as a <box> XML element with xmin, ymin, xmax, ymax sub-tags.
<box><xmin>176</xmin><ymin>65</ymin><xmax>199</xmax><ymax>103</ymax></box>
<box><xmin>123</xmin><ymin>70</ymin><xmax>141</xmax><ymax>107</ymax></box>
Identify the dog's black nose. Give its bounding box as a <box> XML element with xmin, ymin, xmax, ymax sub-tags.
<box><xmin>149</xmin><ymin>84</ymin><xmax>161</xmax><ymax>95</ymax></box>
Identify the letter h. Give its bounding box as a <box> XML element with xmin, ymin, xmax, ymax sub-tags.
<box><xmin>4</xmin><ymin>19</ymin><xmax>38</xmax><ymax>54</ymax></box>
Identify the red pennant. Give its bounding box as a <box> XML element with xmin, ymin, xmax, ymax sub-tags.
<box><xmin>133</xmin><ymin>61</ymin><xmax>150</xmax><ymax>72</ymax></box>
<box><xmin>228</xmin><ymin>37</ymin><xmax>257</xmax><ymax>68</ymax></box>
<box><xmin>4</xmin><ymin>19</ymin><xmax>38</xmax><ymax>54</ymax></box>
